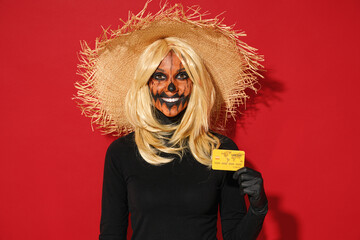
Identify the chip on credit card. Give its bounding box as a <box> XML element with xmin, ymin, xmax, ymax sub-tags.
<box><xmin>211</xmin><ymin>149</ymin><xmax>245</xmax><ymax>171</ymax></box>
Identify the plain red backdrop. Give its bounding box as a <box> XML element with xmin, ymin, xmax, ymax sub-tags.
<box><xmin>0</xmin><ymin>0</ymin><xmax>359</xmax><ymax>239</ymax></box>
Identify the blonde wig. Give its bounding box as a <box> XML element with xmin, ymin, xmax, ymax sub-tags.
<box><xmin>125</xmin><ymin>37</ymin><xmax>220</xmax><ymax>166</ymax></box>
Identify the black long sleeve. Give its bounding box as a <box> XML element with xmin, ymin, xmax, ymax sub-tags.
<box><xmin>99</xmin><ymin>133</ymin><xmax>266</xmax><ymax>240</ymax></box>
<box><xmin>100</xmin><ymin>139</ymin><xmax>129</xmax><ymax>239</ymax></box>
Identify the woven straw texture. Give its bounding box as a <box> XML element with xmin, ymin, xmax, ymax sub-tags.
<box><xmin>74</xmin><ymin>2</ymin><xmax>263</xmax><ymax>136</ymax></box>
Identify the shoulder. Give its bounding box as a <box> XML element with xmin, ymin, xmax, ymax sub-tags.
<box><xmin>106</xmin><ymin>132</ymin><xmax>136</xmax><ymax>157</ymax></box>
<box><xmin>108</xmin><ymin>132</ymin><xmax>135</xmax><ymax>149</ymax></box>
<box><xmin>103</xmin><ymin>132</ymin><xmax>138</xmax><ymax>173</ymax></box>
<box><xmin>212</xmin><ymin>132</ymin><xmax>239</xmax><ymax>150</ymax></box>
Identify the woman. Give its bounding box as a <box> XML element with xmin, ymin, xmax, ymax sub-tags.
<box><xmin>75</xmin><ymin>3</ymin><xmax>267</xmax><ymax>240</ymax></box>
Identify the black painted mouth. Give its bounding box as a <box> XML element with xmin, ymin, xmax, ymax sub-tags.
<box><xmin>151</xmin><ymin>92</ymin><xmax>190</xmax><ymax>111</ymax></box>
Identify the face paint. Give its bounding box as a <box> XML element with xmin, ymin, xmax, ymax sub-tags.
<box><xmin>148</xmin><ymin>51</ymin><xmax>193</xmax><ymax>117</ymax></box>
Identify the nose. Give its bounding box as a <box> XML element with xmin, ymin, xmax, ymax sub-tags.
<box><xmin>167</xmin><ymin>82</ymin><xmax>176</xmax><ymax>92</ymax></box>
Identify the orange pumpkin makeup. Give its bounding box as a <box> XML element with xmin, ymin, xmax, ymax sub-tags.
<box><xmin>148</xmin><ymin>51</ymin><xmax>193</xmax><ymax>117</ymax></box>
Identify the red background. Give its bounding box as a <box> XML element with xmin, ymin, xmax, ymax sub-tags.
<box><xmin>1</xmin><ymin>0</ymin><xmax>359</xmax><ymax>239</ymax></box>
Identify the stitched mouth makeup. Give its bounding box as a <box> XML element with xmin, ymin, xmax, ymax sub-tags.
<box><xmin>148</xmin><ymin>51</ymin><xmax>193</xmax><ymax>117</ymax></box>
<box><xmin>151</xmin><ymin>92</ymin><xmax>191</xmax><ymax>112</ymax></box>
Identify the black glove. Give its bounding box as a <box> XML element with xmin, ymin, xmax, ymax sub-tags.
<box><xmin>233</xmin><ymin>167</ymin><xmax>268</xmax><ymax>215</ymax></box>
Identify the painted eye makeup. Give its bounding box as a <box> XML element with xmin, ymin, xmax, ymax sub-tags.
<box><xmin>152</xmin><ymin>72</ymin><xmax>167</xmax><ymax>81</ymax></box>
<box><xmin>176</xmin><ymin>71</ymin><xmax>189</xmax><ymax>80</ymax></box>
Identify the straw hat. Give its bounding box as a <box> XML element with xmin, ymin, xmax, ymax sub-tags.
<box><xmin>74</xmin><ymin>2</ymin><xmax>263</xmax><ymax>136</ymax></box>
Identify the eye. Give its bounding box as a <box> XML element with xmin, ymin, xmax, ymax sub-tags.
<box><xmin>152</xmin><ymin>72</ymin><xmax>167</xmax><ymax>81</ymax></box>
<box><xmin>176</xmin><ymin>71</ymin><xmax>189</xmax><ymax>80</ymax></box>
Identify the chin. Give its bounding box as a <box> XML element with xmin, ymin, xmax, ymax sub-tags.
<box><xmin>163</xmin><ymin>107</ymin><xmax>186</xmax><ymax>118</ymax></box>
<box><xmin>164</xmin><ymin>112</ymin><xmax>179</xmax><ymax>117</ymax></box>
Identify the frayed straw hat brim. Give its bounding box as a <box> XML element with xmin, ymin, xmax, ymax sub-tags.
<box><xmin>75</xmin><ymin>2</ymin><xmax>263</xmax><ymax>136</ymax></box>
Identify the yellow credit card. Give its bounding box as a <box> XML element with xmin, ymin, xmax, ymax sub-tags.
<box><xmin>211</xmin><ymin>149</ymin><xmax>245</xmax><ymax>171</ymax></box>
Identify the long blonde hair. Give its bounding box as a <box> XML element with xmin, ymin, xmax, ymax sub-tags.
<box><xmin>125</xmin><ymin>37</ymin><xmax>220</xmax><ymax>166</ymax></box>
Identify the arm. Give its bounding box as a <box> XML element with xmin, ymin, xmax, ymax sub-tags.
<box><xmin>219</xmin><ymin>138</ymin><xmax>267</xmax><ymax>240</ymax></box>
<box><xmin>221</xmin><ymin>170</ymin><xmax>267</xmax><ymax>240</ymax></box>
<box><xmin>99</xmin><ymin>143</ymin><xmax>129</xmax><ymax>240</ymax></box>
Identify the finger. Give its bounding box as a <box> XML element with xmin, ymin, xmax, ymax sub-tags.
<box><xmin>239</xmin><ymin>173</ymin><xmax>261</xmax><ymax>181</ymax></box>
<box><xmin>233</xmin><ymin>167</ymin><xmax>250</xmax><ymax>179</ymax></box>
<box><xmin>240</xmin><ymin>179</ymin><xmax>259</xmax><ymax>188</ymax></box>
<box><xmin>233</xmin><ymin>167</ymin><xmax>261</xmax><ymax>179</ymax></box>
<box><xmin>243</xmin><ymin>186</ymin><xmax>260</xmax><ymax>197</ymax></box>
<box><xmin>234</xmin><ymin>171</ymin><xmax>261</xmax><ymax>183</ymax></box>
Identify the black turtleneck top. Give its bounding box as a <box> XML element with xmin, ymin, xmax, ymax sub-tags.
<box><xmin>99</xmin><ymin>111</ymin><xmax>266</xmax><ymax>240</ymax></box>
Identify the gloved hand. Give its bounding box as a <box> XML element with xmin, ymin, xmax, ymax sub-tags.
<box><xmin>233</xmin><ymin>167</ymin><xmax>268</xmax><ymax>214</ymax></box>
